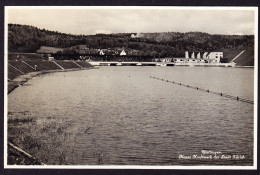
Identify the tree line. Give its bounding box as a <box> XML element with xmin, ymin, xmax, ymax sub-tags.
<box><xmin>8</xmin><ymin>24</ymin><xmax>254</xmax><ymax>58</ymax></box>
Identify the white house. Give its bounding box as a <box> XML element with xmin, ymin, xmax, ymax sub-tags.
<box><xmin>120</xmin><ymin>50</ymin><xmax>126</xmax><ymax>56</ymax></box>
<box><xmin>99</xmin><ymin>50</ymin><xmax>105</xmax><ymax>55</ymax></box>
<box><xmin>206</xmin><ymin>52</ymin><xmax>223</xmax><ymax>63</ymax></box>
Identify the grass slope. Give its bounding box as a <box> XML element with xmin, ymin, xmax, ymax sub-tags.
<box><xmin>234</xmin><ymin>50</ymin><xmax>254</xmax><ymax>66</ymax></box>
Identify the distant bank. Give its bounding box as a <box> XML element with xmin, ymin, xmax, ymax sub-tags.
<box><xmin>7</xmin><ymin>49</ymin><xmax>254</xmax><ymax>93</ymax></box>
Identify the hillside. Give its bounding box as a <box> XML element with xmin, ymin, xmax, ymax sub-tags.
<box><xmin>233</xmin><ymin>50</ymin><xmax>254</xmax><ymax>66</ymax></box>
<box><xmin>36</xmin><ymin>46</ymin><xmax>63</xmax><ymax>54</ymax></box>
<box><xmin>8</xmin><ymin>24</ymin><xmax>254</xmax><ymax>62</ymax></box>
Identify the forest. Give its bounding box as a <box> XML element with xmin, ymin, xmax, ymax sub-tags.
<box><xmin>8</xmin><ymin>24</ymin><xmax>254</xmax><ymax>58</ymax></box>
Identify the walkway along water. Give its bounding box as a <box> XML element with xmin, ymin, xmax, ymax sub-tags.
<box><xmin>150</xmin><ymin>76</ymin><xmax>254</xmax><ymax>104</ymax></box>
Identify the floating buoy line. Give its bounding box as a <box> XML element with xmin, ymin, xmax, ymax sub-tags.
<box><xmin>150</xmin><ymin>76</ymin><xmax>254</xmax><ymax>104</ymax></box>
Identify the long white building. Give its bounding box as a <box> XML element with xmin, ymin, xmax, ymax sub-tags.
<box><xmin>173</xmin><ymin>51</ymin><xmax>235</xmax><ymax>67</ymax></box>
<box><xmin>180</xmin><ymin>51</ymin><xmax>223</xmax><ymax>63</ymax></box>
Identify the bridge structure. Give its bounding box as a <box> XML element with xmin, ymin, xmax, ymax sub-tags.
<box><xmin>89</xmin><ymin>61</ymin><xmax>175</xmax><ymax>66</ymax></box>
<box><xmin>50</xmin><ymin>53</ymin><xmax>176</xmax><ymax>66</ymax></box>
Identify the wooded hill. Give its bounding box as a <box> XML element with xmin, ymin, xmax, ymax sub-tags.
<box><xmin>8</xmin><ymin>24</ymin><xmax>254</xmax><ymax>58</ymax></box>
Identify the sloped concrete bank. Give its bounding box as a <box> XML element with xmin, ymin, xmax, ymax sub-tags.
<box><xmin>8</xmin><ymin>68</ymin><xmax>93</xmax><ymax>94</ymax></box>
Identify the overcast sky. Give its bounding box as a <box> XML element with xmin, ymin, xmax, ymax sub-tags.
<box><xmin>7</xmin><ymin>7</ymin><xmax>256</xmax><ymax>35</ymax></box>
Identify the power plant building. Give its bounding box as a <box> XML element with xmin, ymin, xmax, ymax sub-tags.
<box><xmin>177</xmin><ymin>51</ymin><xmax>223</xmax><ymax>63</ymax></box>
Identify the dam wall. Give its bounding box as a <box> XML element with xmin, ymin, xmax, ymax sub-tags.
<box><xmin>89</xmin><ymin>61</ymin><xmax>235</xmax><ymax>67</ymax></box>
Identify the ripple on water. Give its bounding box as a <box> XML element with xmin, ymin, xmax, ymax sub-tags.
<box><xmin>8</xmin><ymin>67</ymin><xmax>254</xmax><ymax>165</ymax></box>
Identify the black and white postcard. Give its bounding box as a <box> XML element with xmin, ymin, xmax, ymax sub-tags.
<box><xmin>3</xmin><ymin>5</ymin><xmax>258</xmax><ymax>171</ymax></box>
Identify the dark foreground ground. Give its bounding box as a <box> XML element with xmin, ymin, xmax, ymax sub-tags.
<box><xmin>8</xmin><ymin>143</ymin><xmax>42</xmax><ymax>165</ymax></box>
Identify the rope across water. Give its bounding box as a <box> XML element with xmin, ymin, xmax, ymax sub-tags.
<box><xmin>150</xmin><ymin>76</ymin><xmax>254</xmax><ymax>104</ymax></box>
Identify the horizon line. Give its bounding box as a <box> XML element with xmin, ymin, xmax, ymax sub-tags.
<box><xmin>8</xmin><ymin>23</ymin><xmax>255</xmax><ymax>36</ymax></box>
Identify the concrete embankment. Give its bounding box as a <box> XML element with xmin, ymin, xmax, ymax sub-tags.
<box><xmin>8</xmin><ymin>68</ymin><xmax>92</xmax><ymax>94</ymax></box>
<box><xmin>8</xmin><ymin>60</ymin><xmax>93</xmax><ymax>94</ymax></box>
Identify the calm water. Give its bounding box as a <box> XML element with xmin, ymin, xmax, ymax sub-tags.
<box><xmin>8</xmin><ymin>67</ymin><xmax>254</xmax><ymax>165</ymax></box>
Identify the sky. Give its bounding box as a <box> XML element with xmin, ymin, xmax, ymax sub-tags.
<box><xmin>7</xmin><ymin>7</ymin><xmax>256</xmax><ymax>35</ymax></box>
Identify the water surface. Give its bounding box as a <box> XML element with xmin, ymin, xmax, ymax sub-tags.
<box><xmin>8</xmin><ymin>67</ymin><xmax>254</xmax><ymax>165</ymax></box>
